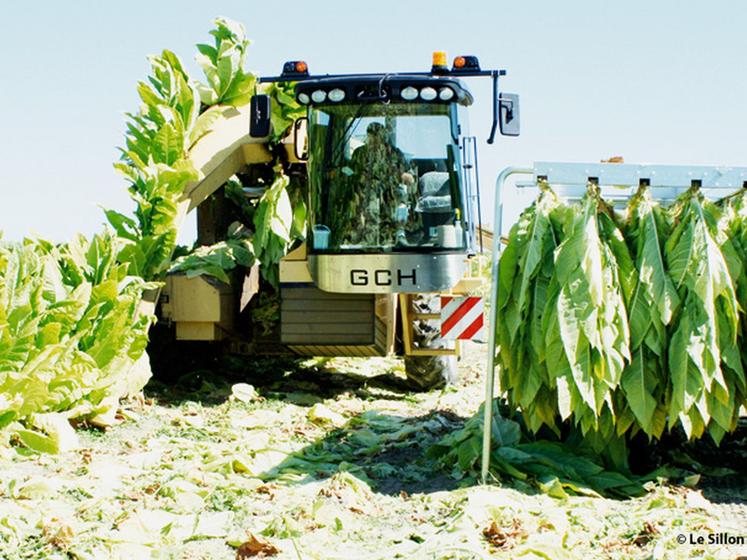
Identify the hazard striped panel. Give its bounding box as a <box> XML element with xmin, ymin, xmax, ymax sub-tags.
<box><xmin>440</xmin><ymin>296</ymin><xmax>484</xmax><ymax>341</ymax></box>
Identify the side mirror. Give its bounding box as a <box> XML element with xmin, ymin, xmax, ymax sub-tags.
<box><xmin>499</xmin><ymin>93</ymin><xmax>520</xmax><ymax>137</ymax></box>
<box><xmin>249</xmin><ymin>94</ymin><xmax>271</xmax><ymax>138</ymax></box>
<box><xmin>294</xmin><ymin>117</ymin><xmax>309</xmax><ymax>161</ymax></box>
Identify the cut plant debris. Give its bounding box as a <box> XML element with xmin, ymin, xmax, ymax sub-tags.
<box><xmin>1</xmin><ymin>353</ymin><xmax>744</xmax><ymax>559</ymax></box>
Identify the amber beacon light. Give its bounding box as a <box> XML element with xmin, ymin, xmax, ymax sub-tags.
<box><xmin>431</xmin><ymin>51</ymin><xmax>449</xmax><ymax>74</ymax></box>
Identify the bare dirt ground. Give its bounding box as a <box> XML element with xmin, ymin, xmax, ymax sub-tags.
<box><xmin>1</xmin><ymin>343</ymin><xmax>745</xmax><ymax>559</ymax></box>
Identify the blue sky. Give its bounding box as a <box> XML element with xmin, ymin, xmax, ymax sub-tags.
<box><xmin>1</xmin><ymin>0</ymin><xmax>746</xmax><ymax>242</ymax></box>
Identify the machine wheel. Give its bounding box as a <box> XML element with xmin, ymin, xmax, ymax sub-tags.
<box><xmin>403</xmin><ymin>294</ymin><xmax>459</xmax><ymax>390</ymax></box>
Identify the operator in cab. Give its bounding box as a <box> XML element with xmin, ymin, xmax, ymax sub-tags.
<box><xmin>345</xmin><ymin>122</ymin><xmax>419</xmax><ymax>248</ymax></box>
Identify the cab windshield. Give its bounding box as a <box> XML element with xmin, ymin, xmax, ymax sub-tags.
<box><xmin>307</xmin><ymin>102</ymin><xmax>465</xmax><ymax>253</ymax></box>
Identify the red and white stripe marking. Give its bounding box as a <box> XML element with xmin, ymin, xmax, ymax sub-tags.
<box><xmin>440</xmin><ymin>296</ymin><xmax>484</xmax><ymax>341</ymax></box>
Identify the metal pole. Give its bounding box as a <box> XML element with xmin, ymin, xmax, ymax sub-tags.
<box><xmin>472</xmin><ymin>138</ymin><xmax>484</xmax><ymax>254</ymax></box>
<box><xmin>481</xmin><ymin>166</ymin><xmax>533</xmax><ymax>484</ymax></box>
<box><xmin>487</xmin><ymin>71</ymin><xmax>499</xmax><ymax>144</ymax></box>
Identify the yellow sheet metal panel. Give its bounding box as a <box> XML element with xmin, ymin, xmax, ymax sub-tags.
<box><xmin>282</xmin><ymin>322</ymin><xmax>373</xmax><ymax>335</ymax></box>
<box><xmin>398</xmin><ymin>293</ymin><xmax>461</xmax><ymax>358</ymax></box>
<box><xmin>280</xmin><ymin>286</ymin><xmax>376</xmax><ymax>345</ymax></box>
<box><xmin>279</xmin><ymin>260</ymin><xmax>313</xmax><ymax>283</ymax></box>
<box><xmin>181</xmin><ymin>110</ymin><xmax>295</xmax><ymax>213</ymax></box>
<box><xmin>136</xmin><ymin>296</ymin><xmax>157</xmax><ymax>320</ymax></box>
<box><xmin>183</xmin><ymin>106</ymin><xmax>265</xmax><ymax>208</ymax></box>
<box><xmin>239</xmin><ymin>265</ymin><xmax>261</xmax><ymax>313</ymax></box>
<box><xmin>283</xmin><ymin>310</ymin><xmax>375</xmax><ymax>324</ymax></box>
<box><xmin>374</xmin><ymin>294</ymin><xmax>397</xmax><ymax>354</ymax></box>
<box><xmin>186</xmin><ymin>148</ymin><xmax>245</xmax><ymax>213</ymax></box>
<box><xmin>170</xmin><ymin>105</ymin><xmax>274</xmax><ymax>240</ymax></box>
<box><xmin>176</xmin><ymin>322</ymin><xmax>223</xmax><ymax>341</ymax></box>
<box><xmin>169</xmin><ymin>274</ymin><xmax>234</xmax><ymax>324</ymax></box>
<box><xmin>241</xmin><ymin>143</ymin><xmax>274</xmax><ymax>165</ymax></box>
<box><xmin>282</xmin><ymin>242</ymin><xmax>307</xmax><ymax>261</ymax></box>
<box><xmin>287</xmin><ymin>345</ymin><xmax>382</xmax><ymax>357</ymax></box>
<box><xmin>450</xmin><ymin>277</ymin><xmax>485</xmax><ymax>294</ymax></box>
<box><xmin>188</xmin><ymin>105</ymin><xmax>262</xmax><ymax>184</ymax></box>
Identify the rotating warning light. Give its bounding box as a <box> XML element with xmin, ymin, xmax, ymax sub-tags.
<box><xmin>451</xmin><ymin>55</ymin><xmax>480</xmax><ymax>73</ymax></box>
<box><xmin>432</xmin><ymin>51</ymin><xmax>447</xmax><ymax>67</ymax></box>
<box><xmin>281</xmin><ymin>60</ymin><xmax>310</xmax><ymax>77</ymax></box>
<box><xmin>431</xmin><ymin>50</ymin><xmax>448</xmax><ymax>74</ymax></box>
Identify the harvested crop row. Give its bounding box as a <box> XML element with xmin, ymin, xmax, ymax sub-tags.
<box><xmin>0</xmin><ymin>19</ymin><xmax>305</xmax><ymax>451</ymax></box>
<box><xmin>496</xmin><ymin>183</ymin><xmax>747</xmax><ymax>451</ymax></box>
<box><xmin>0</xmin><ymin>233</ymin><xmax>154</xmax><ymax>451</ymax></box>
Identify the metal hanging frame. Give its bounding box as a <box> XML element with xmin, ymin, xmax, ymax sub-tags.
<box><xmin>481</xmin><ymin>161</ymin><xmax>747</xmax><ymax>483</ymax></box>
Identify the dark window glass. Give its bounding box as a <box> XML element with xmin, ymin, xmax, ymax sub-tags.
<box><xmin>307</xmin><ymin>103</ymin><xmax>465</xmax><ymax>253</ymax></box>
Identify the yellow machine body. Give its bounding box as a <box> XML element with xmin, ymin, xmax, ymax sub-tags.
<box><xmin>158</xmin><ymin>98</ymin><xmax>486</xmax><ymax>360</ymax></box>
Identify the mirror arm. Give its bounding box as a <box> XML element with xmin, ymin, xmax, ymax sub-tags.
<box><xmin>249</xmin><ymin>94</ymin><xmax>272</xmax><ymax>138</ymax></box>
<box><xmin>294</xmin><ymin>117</ymin><xmax>309</xmax><ymax>161</ymax></box>
<box><xmin>487</xmin><ymin>71</ymin><xmax>499</xmax><ymax>144</ymax></box>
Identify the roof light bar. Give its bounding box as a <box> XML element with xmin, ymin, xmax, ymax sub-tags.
<box><xmin>420</xmin><ymin>87</ymin><xmax>437</xmax><ymax>101</ymax></box>
<box><xmin>328</xmin><ymin>88</ymin><xmax>345</xmax><ymax>102</ymax></box>
<box><xmin>439</xmin><ymin>87</ymin><xmax>454</xmax><ymax>101</ymax></box>
<box><xmin>401</xmin><ymin>86</ymin><xmax>418</xmax><ymax>101</ymax></box>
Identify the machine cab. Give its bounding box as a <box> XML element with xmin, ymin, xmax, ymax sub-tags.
<box><xmin>297</xmin><ymin>76</ymin><xmax>473</xmax><ymax>293</ymax></box>
<box><xmin>300</xmin><ymin>76</ymin><xmax>469</xmax><ymax>251</ymax></box>
<box><xmin>260</xmin><ymin>54</ymin><xmax>519</xmax><ymax>294</ymax></box>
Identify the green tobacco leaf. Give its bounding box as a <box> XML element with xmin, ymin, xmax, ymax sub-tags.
<box><xmin>15</xmin><ymin>429</ymin><xmax>59</xmax><ymax>454</ymax></box>
<box><xmin>496</xmin><ymin>187</ymin><xmax>562</xmax><ymax>432</ymax></box>
<box><xmin>196</xmin><ymin>17</ymin><xmax>254</xmax><ymax>108</ymax></box>
<box><xmin>222</xmin><ymin>73</ymin><xmax>255</xmax><ymax>107</ymax></box>
<box><xmin>665</xmin><ymin>211</ymin><xmax>694</xmax><ymax>288</ymax></box>
<box><xmin>291</xmin><ymin>200</ymin><xmax>307</xmax><ymax>239</ymax></box>
<box><xmin>621</xmin><ymin>348</ymin><xmax>658</xmax><ymax>435</ymax></box>
<box><xmin>457</xmin><ymin>436</ymin><xmax>480</xmax><ymax>471</ymax></box>
<box><xmin>152</xmin><ymin>122</ymin><xmax>183</xmax><ymax>165</ymax></box>
<box><xmin>189</xmin><ymin>106</ymin><xmax>223</xmax><ymax>148</ymax></box>
<box><xmin>663</xmin><ymin>189</ymin><xmax>741</xmax><ymax>438</ymax></box>
<box><xmin>196</xmin><ymin>43</ymin><xmax>218</xmax><ymax>63</ymax></box>
<box><xmin>537</xmin><ymin>475</ymin><xmax>569</xmax><ymax>499</ymax></box>
<box><xmin>551</xmin><ymin>191</ymin><xmax>631</xmax><ymax>427</ymax></box>
<box><xmin>104</xmin><ymin>210</ymin><xmax>140</xmax><ymax>242</ymax></box>
<box><xmin>29</xmin><ymin>412</ymin><xmax>79</xmax><ymax>452</ymax></box>
<box><xmin>634</xmin><ymin>193</ymin><xmax>679</xmax><ymax>324</ymax></box>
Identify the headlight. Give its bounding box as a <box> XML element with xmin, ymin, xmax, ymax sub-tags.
<box><xmin>328</xmin><ymin>88</ymin><xmax>345</xmax><ymax>102</ymax></box>
<box><xmin>420</xmin><ymin>87</ymin><xmax>437</xmax><ymax>101</ymax></box>
<box><xmin>297</xmin><ymin>92</ymin><xmax>310</xmax><ymax>105</ymax></box>
<box><xmin>401</xmin><ymin>86</ymin><xmax>418</xmax><ymax>101</ymax></box>
<box><xmin>311</xmin><ymin>90</ymin><xmax>327</xmax><ymax>103</ymax></box>
<box><xmin>439</xmin><ymin>87</ymin><xmax>455</xmax><ymax>101</ymax></box>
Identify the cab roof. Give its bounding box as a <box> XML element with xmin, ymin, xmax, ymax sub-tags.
<box><xmin>294</xmin><ymin>74</ymin><xmax>473</xmax><ymax>106</ymax></box>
